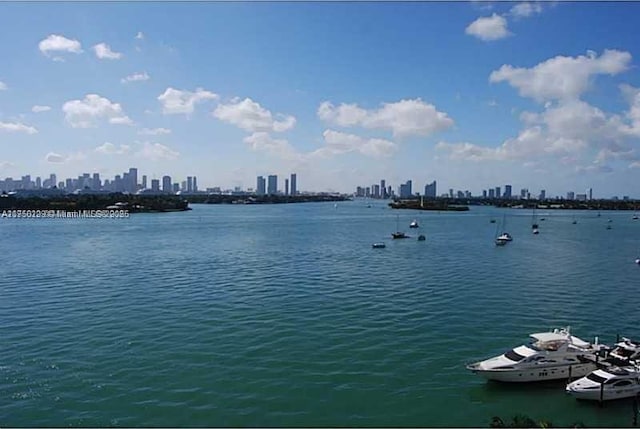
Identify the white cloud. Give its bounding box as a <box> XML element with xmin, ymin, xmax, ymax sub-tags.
<box><xmin>620</xmin><ymin>84</ymin><xmax>640</xmax><ymax>136</ymax></box>
<box><xmin>45</xmin><ymin>152</ymin><xmax>65</xmax><ymax>163</ymax></box>
<box><xmin>317</xmin><ymin>98</ymin><xmax>453</xmax><ymax>137</ymax></box>
<box><xmin>510</xmin><ymin>2</ymin><xmax>543</xmax><ymax>18</ymax></box>
<box><xmin>135</xmin><ymin>31</ymin><xmax>144</xmax><ymax>40</ymax></box>
<box><xmin>310</xmin><ymin>129</ymin><xmax>397</xmax><ymax>159</ymax></box>
<box><xmin>95</xmin><ymin>142</ymin><xmax>131</xmax><ymax>155</ymax></box>
<box><xmin>0</xmin><ymin>81</ymin><xmax>7</xmax><ymax>91</ymax></box>
<box><xmin>213</xmin><ymin>98</ymin><xmax>296</xmax><ymax>133</ymax></box>
<box><xmin>136</xmin><ymin>142</ymin><xmax>179</xmax><ymax>161</ymax></box>
<box><xmin>38</xmin><ymin>34</ymin><xmax>83</xmax><ymax>59</ymax></box>
<box><xmin>158</xmin><ymin>87</ymin><xmax>218</xmax><ymax>115</ymax></box>
<box><xmin>62</xmin><ymin>94</ymin><xmax>133</xmax><ymax>128</ymax></box>
<box><xmin>0</xmin><ymin>121</ymin><xmax>38</xmax><ymax>134</ymax></box>
<box><xmin>0</xmin><ymin>161</ymin><xmax>14</xmax><ymax>169</ymax></box>
<box><xmin>121</xmin><ymin>72</ymin><xmax>149</xmax><ymax>83</ymax></box>
<box><xmin>243</xmin><ymin>132</ymin><xmax>300</xmax><ymax>160</ymax></box>
<box><xmin>93</xmin><ymin>43</ymin><xmax>122</xmax><ymax>60</ymax></box>
<box><xmin>138</xmin><ymin>127</ymin><xmax>171</xmax><ymax>136</ymax></box>
<box><xmin>465</xmin><ymin>14</ymin><xmax>510</xmax><ymax>41</ymax></box>
<box><xmin>490</xmin><ymin>49</ymin><xmax>632</xmax><ymax>102</ymax></box>
<box><xmin>32</xmin><ymin>105</ymin><xmax>51</xmax><ymax>113</ymax></box>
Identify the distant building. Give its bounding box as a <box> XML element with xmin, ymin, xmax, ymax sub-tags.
<box><xmin>424</xmin><ymin>180</ymin><xmax>437</xmax><ymax>198</ymax></box>
<box><xmin>129</xmin><ymin>168</ymin><xmax>138</xmax><ymax>192</ymax></box>
<box><xmin>576</xmin><ymin>193</ymin><xmax>587</xmax><ymax>201</ymax></box>
<box><xmin>373</xmin><ymin>184</ymin><xmax>380</xmax><ymax>198</ymax></box>
<box><xmin>504</xmin><ymin>185</ymin><xmax>512</xmax><ymax>199</ymax></box>
<box><xmin>399</xmin><ymin>180</ymin><xmax>412</xmax><ymax>198</ymax></box>
<box><xmin>290</xmin><ymin>173</ymin><xmax>297</xmax><ymax>196</ymax></box>
<box><xmin>488</xmin><ymin>188</ymin><xmax>495</xmax><ymax>199</ymax></box>
<box><xmin>173</xmin><ymin>183</ymin><xmax>180</xmax><ymax>193</ymax></box>
<box><xmin>193</xmin><ymin>176</ymin><xmax>198</xmax><ymax>193</ymax></box>
<box><xmin>187</xmin><ymin>176</ymin><xmax>193</xmax><ymax>193</ymax></box>
<box><xmin>285</xmin><ymin>178</ymin><xmax>289</xmax><ymax>196</ymax></box>
<box><xmin>380</xmin><ymin>180</ymin><xmax>386</xmax><ymax>199</ymax></box>
<box><xmin>256</xmin><ymin>176</ymin><xmax>266</xmax><ymax>195</ymax></box>
<box><xmin>267</xmin><ymin>175</ymin><xmax>277</xmax><ymax>195</ymax></box>
<box><xmin>142</xmin><ymin>175</ymin><xmax>147</xmax><ymax>189</ymax></box>
<box><xmin>162</xmin><ymin>175</ymin><xmax>172</xmax><ymax>193</ymax></box>
<box><xmin>151</xmin><ymin>179</ymin><xmax>160</xmax><ymax>192</ymax></box>
<box><xmin>482</xmin><ymin>189</ymin><xmax>487</xmax><ymax>198</ymax></box>
<box><xmin>356</xmin><ymin>186</ymin><xmax>365</xmax><ymax>197</ymax></box>
<box><xmin>588</xmin><ymin>187</ymin><xmax>593</xmax><ymax>200</ymax></box>
<box><xmin>567</xmin><ymin>191</ymin><xmax>575</xmax><ymax>200</ymax></box>
<box><xmin>495</xmin><ymin>186</ymin><xmax>501</xmax><ymax>199</ymax></box>
<box><xmin>520</xmin><ymin>188</ymin><xmax>528</xmax><ymax>199</ymax></box>
<box><xmin>539</xmin><ymin>189</ymin><xmax>546</xmax><ymax>200</ymax></box>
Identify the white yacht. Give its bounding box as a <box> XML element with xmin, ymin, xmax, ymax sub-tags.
<box><xmin>566</xmin><ymin>366</ymin><xmax>640</xmax><ymax>401</ymax></box>
<box><xmin>495</xmin><ymin>232</ymin><xmax>513</xmax><ymax>246</ymax></box>
<box><xmin>466</xmin><ymin>327</ymin><xmax>601</xmax><ymax>382</ymax></box>
<box><xmin>409</xmin><ymin>220</ymin><xmax>419</xmax><ymax>228</ymax></box>
<box><xmin>607</xmin><ymin>337</ymin><xmax>640</xmax><ymax>366</ymax></box>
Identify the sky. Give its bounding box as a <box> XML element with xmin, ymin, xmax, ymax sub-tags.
<box><xmin>1</xmin><ymin>2</ymin><xmax>640</xmax><ymax>198</ymax></box>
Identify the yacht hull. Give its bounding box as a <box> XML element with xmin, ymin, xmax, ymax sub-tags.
<box><xmin>469</xmin><ymin>363</ymin><xmax>596</xmax><ymax>382</ymax></box>
<box><xmin>566</xmin><ymin>386</ymin><xmax>640</xmax><ymax>401</ymax></box>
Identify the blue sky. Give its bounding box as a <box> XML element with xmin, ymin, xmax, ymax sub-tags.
<box><xmin>1</xmin><ymin>2</ymin><xmax>640</xmax><ymax>197</ymax></box>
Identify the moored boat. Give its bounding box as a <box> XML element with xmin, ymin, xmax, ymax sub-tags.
<box><xmin>566</xmin><ymin>366</ymin><xmax>640</xmax><ymax>401</ymax></box>
<box><xmin>467</xmin><ymin>327</ymin><xmax>602</xmax><ymax>382</ymax></box>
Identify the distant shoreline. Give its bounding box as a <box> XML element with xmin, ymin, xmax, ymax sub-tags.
<box><xmin>388</xmin><ymin>197</ymin><xmax>640</xmax><ymax>211</ymax></box>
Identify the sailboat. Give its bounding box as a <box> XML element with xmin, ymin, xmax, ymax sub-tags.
<box><xmin>531</xmin><ymin>206</ymin><xmax>539</xmax><ymax>234</ymax></box>
<box><xmin>392</xmin><ymin>214</ymin><xmax>409</xmax><ymax>239</ymax></box>
<box><xmin>495</xmin><ymin>214</ymin><xmax>512</xmax><ymax>245</ymax></box>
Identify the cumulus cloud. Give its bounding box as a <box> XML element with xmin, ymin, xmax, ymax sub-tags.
<box><xmin>510</xmin><ymin>2</ymin><xmax>543</xmax><ymax>18</ymax></box>
<box><xmin>93</xmin><ymin>43</ymin><xmax>122</xmax><ymax>60</ymax></box>
<box><xmin>45</xmin><ymin>152</ymin><xmax>65</xmax><ymax>163</ymax></box>
<box><xmin>158</xmin><ymin>87</ymin><xmax>218</xmax><ymax>115</ymax></box>
<box><xmin>0</xmin><ymin>121</ymin><xmax>38</xmax><ymax>134</ymax></box>
<box><xmin>0</xmin><ymin>81</ymin><xmax>7</xmax><ymax>91</ymax></box>
<box><xmin>32</xmin><ymin>105</ymin><xmax>51</xmax><ymax>113</ymax></box>
<box><xmin>317</xmin><ymin>98</ymin><xmax>453</xmax><ymax>137</ymax></box>
<box><xmin>95</xmin><ymin>142</ymin><xmax>131</xmax><ymax>155</ymax></box>
<box><xmin>490</xmin><ymin>49</ymin><xmax>632</xmax><ymax>102</ymax></box>
<box><xmin>310</xmin><ymin>130</ymin><xmax>397</xmax><ymax>159</ymax></box>
<box><xmin>121</xmin><ymin>72</ymin><xmax>149</xmax><ymax>83</ymax></box>
<box><xmin>138</xmin><ymin>127</ymin><xmax>171</xmax><ymax>136</ymax></box>
<box><xmin>38</xmin><ymin>34</ymin><xmax>83</xmax><ymax>59</ymax></box>
<box><xmin>62</xmin><ymin>94</ymin><xmax>133</xmax><ymax>128</ymax></box>
<box><xmin>244</xmin><ymin>132</ymin><xmax>300</xmax><ymax>160</ymax></box>
<box><xmin>136</xmin><ymin>142</ymin><xmax>179</xmax><ymax>160</ymax></box>
<box><xmin>213</xmin><ymin>98</ymin><xmax>296</xmax><ymax>133</ymax></box>
<box><xmin>465</xmin><ymin>14</ymin><xmax>511</xmax><ymax>41</ymax></box>
<box><xmin>135</xmin><ymin>31</ymin><xmax>144</xmax><ymax>40</ymax></box>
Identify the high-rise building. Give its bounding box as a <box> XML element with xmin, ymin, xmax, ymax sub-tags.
<box><xmin>128</xmin><ymin>168</ymin><xmax>138</xmax><ymax>192</ymax></box>
<box><xmin>187</xmin><ymin>176</ymin><xmax>193</xmax><ymax>193</ymax></box>
<box><xmin>424</xmin><ymin>180</ymin><xmax>437</xmax><ymax>198</ymax></box>
<box><xmin>285</xmin><ymin>178</ymin><xmax>289</xmax><ymax>196</ymax></box>
<box><xmin>151</xmin><ymin>179</ymin><xmax>160</xmax><ymax>192</ymax></box>
<box><xmin>256</xmin><ymin>176</ymin><xmax>266</xmax><ymax>195</ymax></box>
<box><xmin>162</xmin><ymin>175</ymin><xmax>172</xmax><ymax>193</ymax></box>
<box><xmin>504</xmin><ymin>185</ymin><xmax>512</xmax><ymax>199</ymax></box>
<box><xmin>35</xmin><ymin>177</ymin><xmax>42</xmax><ymax>189</ymax></box>
<box><xmin>488</xmin><ymin>188</ymin><xmax>495</xmax><ymax>198</ymax></box>
<box><xmin>267</xmin><ymin>175</ymin><xmax>277</xmax><ymax>194</ymax></box>
<box><xmin>92</xmin><ymin>173</ymin><xmax>101</xmax><ymax>190</ymax></box>
<box><xmin>290</xmin><ymin>173</ymin><xmax>297</xmax><ymax>196</ymax></box>
<box><xmin>373</xmin><ymin>184</ymin><xmax>380</xmax><ymax>198</ymax></box>
<box><xmin>482</xmin><ymin>190</ymin><xmax>487</xmax><ymax>198</ymax></box>
<box><xmin>495</xmin><ymin>187</ymin><xmax>501</xmax><ymax>199</ymax></box>
<box><xmin>172</xmin><ymin>183</ymin><xmax>180</xmax><ymax>193</ymax></box>
<box><xmin>193</xmin><ymin>176</ymin><xmax>198</xmax><ymax>193</ymax></box>
<box><xmin>380</xmin><ymin>180</ymin><xmax>386</xmax><ymax>199</ymax></box>
<box><xmin>588</xmin><ymin>188</ymin><xmax>593</xmax><ymax>200</ymax></box>
<box><xmin>142</xmin><ymin>175</ymin><xmax>147</xmax><ymax>189</ymax></box>
<box><xmin>567</xmin><ymin>191</ymin><xmax>575</xmax><ymax>200</ymax></box>
<box><xmin>399</xmin><ymin>180</ymin><xmax>412</xmax><ymax>198</ymax></box>
<box><xmin>49</xmin><ymin>174</ymin><xmax>56</xmax><ymax>188</ymax></box>
<box><xmin>539</xmin><ymin>190</ymin><xmax>546</xmax><ymax>200</ymax></box>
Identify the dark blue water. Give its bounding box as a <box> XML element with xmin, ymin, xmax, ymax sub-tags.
<box><xmin>1</xmin><ymin>201</ymin><xmax>638</xmax><ymax>426</ymax></box>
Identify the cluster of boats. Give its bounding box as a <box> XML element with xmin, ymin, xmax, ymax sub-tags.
<box><xmin>373</xmin><ymin>218</ymin><xmax>425</xmax><ymax>248</ymax></box>
<box><xmin>466</xmin><ymin>327</ymin><xmax>640</xmax><ymax>402</ymax></box>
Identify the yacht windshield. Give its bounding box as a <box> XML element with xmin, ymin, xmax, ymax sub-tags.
<box><xmin>504</xmin><ymin>349</ymin><xmax>526</xmax><ymax>362</ymax></box>
<box><xmin>586</xmin><ymin>373</ymin><xmax>607</xmax><ymax>384</ymax></box>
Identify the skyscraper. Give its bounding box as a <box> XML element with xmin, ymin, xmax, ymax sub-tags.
<box><xmin>142</xmin><ymin>175</ymin><xmax>147</xmax><ymax>189</ymax></box>
<box><xmin>495</xmin><ymin>186</ymin><xmax>501</xmax><ymax>199</ymax></box>
<box><xmin>267</xmin><ymin>175</ymin><xmax>277</xmax><ymax>195</ymax></box>
<box><xmin>151</xmin><ymin>179</ymin><xmax>160</xmax><ymax>192</ymax></box>
<box><xmin>290</xmin><ymin>173</ymin><xmax>297</xmax><ymax>196</ymax></box>
<box><xmin>128</xmin><ymin>168</ymin><xmax>138</xmax><ymax>192</ymax></box>
<box><xmin>380</xmin><ymin>179</ymin><xmax>386</xmax><ymax>199</ymax></box>
<box><xmin>256</xmin><ymin>176</ymin><xmax>266</xmax><ymax>195</ymax></box>
<box><xmin>504</xmin><ymin>185</ymin><xmax>512</xmax><ymax>199</ymax></box>
<box><xmin>424</xmin><ymin>180</ymin><xmax>437</xmax><ymax>198</ymax></box>
<box><xmin>588</xmin><ymin>188</ymin><xmax>593</xmax><ymax>200</ymax></box>
<box><xmin>187</xmin><ymin>176</ymin><xmax>193</xmax><ymax>193</ymax></box>
<box><xmin>285</xmin><ymin>178</ymin><xmax>289</xmax><ymax>196</ymax></box>
<box><xmin>399</xmin><ymin>180</ymin><xmax>412</xmax><ymax>198</ymax></box>
<box><xmin>162</xmin><ymin>175</ymin><xmax>172</xmax><ymax>193</ymax></box>
<box><xmin>193</xmin><ymin>176</ymin><xmax>198</xmax><ymax>193</ymax></box>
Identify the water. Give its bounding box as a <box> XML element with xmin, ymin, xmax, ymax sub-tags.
<box><xmin>1</xmin><ymin>201</ymin><xmax>638</xmax><ymax>427</ymax></box>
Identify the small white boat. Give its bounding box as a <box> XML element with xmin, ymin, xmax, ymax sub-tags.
<box><xmin>532</xmin><ymin>228</ymin><xmax>539</xmax><ymax>235</ymax></box>
<box><xmin>607</xmin><ymin>337</ymin><xmax>640</xmax><ymax>366</ymax></box>
<box><xmin>635</xmin><ymin>258</ymin><xmax>640</xmax><ymax>265</ymax></box>
<box><xmin>372</xmin><ymin>243</ymin><xmax>386</xmax><ymax>249</ymax></box>
<box><xmin>467</xmin><ymin>327</ymin><xmax>601</xmax><ymax>382</ymax></box>
<box><xmin>566</xmin><ymin>366</ymin><xmax>640</xmax><ymax>401</ymax></box>
<box><xmin>409</xmin><ymin>220</ymin><xmax>419</xmax><ymax>228</ymax></box>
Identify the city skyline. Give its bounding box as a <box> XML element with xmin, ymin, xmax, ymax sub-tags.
<box><xmin>2</xmin><ymin>3</ymin><xmax>640</xmax><ymax>196</ymax></box>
